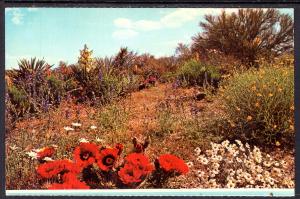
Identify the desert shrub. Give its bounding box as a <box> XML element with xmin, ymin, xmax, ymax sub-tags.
<box><xmin>159</xmin><ymin>72</ymin><xmax>176</xmax><ymax>83</ymax></box>
<box><xmin>176</xmin><ymin>59</ymin><xmax>221</xmax><ymax>88</ymax></box>
<box><xmin>46</xmin><ymin>74</ymin><xmax>65</xmax><ymax>106</ymax></box>
<box><xmin>192</xmin><ymin>8</ymin><xmax>294</xmax><ymax>67</ymax></box>
<box><xmin>71</xmin><ymin>46</ymin><xmax>140</xmax><ymax>104</ymax></box>
<box><xmin>221</xmin><ymin>66</ymin><xmax>294</xmax><ymax>146</ymax></box>
<box><xmin>6</xmin><ymin>85</ymin><xmax>30</xmax><ymax>119</ymax></box>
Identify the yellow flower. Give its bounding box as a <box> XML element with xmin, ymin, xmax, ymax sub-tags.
<box><xmin>257</xmin><ymin>93</ymin><xmax>262</xmax><ymax>97</ymax></box>
<box><xmin>275</xmin><ymin>141</ymin><xmax>281</xmax><ymax>146</ymax></box>
<box><xmin>290</xmin><ymin>106</ymin><xmax>294</xmax><ymax>111</ymax></box>
<box><xmin>247</xmin><ymin>116</ymin><xmax>253</xmax><ymax>121</ymax></box>
<box><xmin>251</xmin><ymin>86</ymin><xmax>257</xmax><ymax>91</ymax></box>
<box><xmin>273</xmin><ymin>125</ymin><xmax>277</xmax><ymax>129</ymax></box>
<box><xmin>278</xmin><ymin>88</ymin><xmax>283</xmax><ymax>92</ymax></box>
<box><xmin>290</xmin><ymin>125</ymin><xmax>294</xmax><ymax>131</ymax></box>
<box><xmin>236</xmin><ymin>107</ymin><xmax>241</xmax><ymax>111</ymax></box>
<box><xmin>263</xmin><ymin>84</ymin><xmax>267</xmax><ymax>88</ymax></box>
<box><xmin>255</xmin><ymin>102</ymin><xmax>260</xmax><ymax>107</ymax></box>
<box><xmin>268</xmin><ymin>93</ymin><xmax>273</xmax><ymax>97</ymax></box>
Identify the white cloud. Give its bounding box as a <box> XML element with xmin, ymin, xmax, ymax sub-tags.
<box><xmin>114</xmin><ymin>18</ymin><xmax>161</xmax><ymax>31</ymax></box>
<box><xmin>113</xmin><ymin>8</ymin><xmax>240</xmax><ymax>38</ymax></box>
<box><xmin>112</xmin><ymin>29</ymin><xmax>139</xmax><ymax>40</ymax></box>
<box><xmin>27</xmin><ymin>8</ymin><xmax>39</xmax><ymax>12</ymax></box>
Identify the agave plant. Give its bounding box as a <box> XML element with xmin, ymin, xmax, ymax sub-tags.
<box><xmin>8</xmin><ymin>57</ymin><xmax>52</xmax><ymax>83</ymax></box>
<box><xmin>6</xmin><ymin>58</ymin><xmax>55</xmax><ymax>118</ymax></box>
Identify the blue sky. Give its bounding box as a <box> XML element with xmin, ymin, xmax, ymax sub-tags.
<box><xmin>5</xmin><ymin>8</ymin><xmax>293</xmax><ymax>69</ymax></box>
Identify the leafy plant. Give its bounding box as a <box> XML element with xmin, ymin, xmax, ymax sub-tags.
<box><xmin>192</xmin><ymin>8</ymin><xmax>294</xmax><ymax>67</ymax></box>
<box><xmin>220</xmin><ymin>65</ymin><xmax>294</xmax><ymax>146</ymax></box>
<box><xmin>176</xmin><ymin>59</ymin><xmax>221</xmax><ymax>88</ymax></box>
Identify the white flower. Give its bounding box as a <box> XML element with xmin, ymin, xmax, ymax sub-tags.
<box><xmin>186</xmin><ymin>161</ymin><xmax>194</xmax><ymax>168</ymax></box>
<box><xmin>79</xmin><ymin>138</ymin><xmax>89</xmax><ymax>143</ymax></box>
<box><xmin>95</xmin><ymin>137</ymin><xmax>103</xmax><ymax>143</ymax></box>
<box><xmin>72</xmin><ymin>122</ymin><xmax>82</xmax><ymax>127</ymax></box>
<box><xmin>64</xmin><ymin>126</ymin><xmax>74</xmax><ymax>131</ymax></box>
<box><xmin>221</xmin><ymin>140</ymin><xmax>230</xmax><ymax>147</ymax></box>
<box><xmin>197</xmin><ymin>155</ymin><xmax>208</xmax><ymax>165</ymax></box>
<box><xmin>194</xmin><ymin>147</ymin><xmax>201</xmax><ymax>156</ymax></box>
<box><xmin>43</xmin><ymin>157</ymin><xmax>54</xmax><ymax>162</ymax></box>
<box><xmin>26</xmin><ymin>151</ymin><xmax>37</xmax><ymax>160</ymax></box>
<box><xmin>9</xmin><ymin>145</ymin><xmax>19</xmax><ymax>151</ymax></box>
<box><xmin>90</xmin><ymin>125</ymin><xmax>97</xmax><ymax>130</ymax></box>
<box><xmin>197</xmin><ymin>170</ymin><xmax>205</xmax><ymax>178</ymax></box>
<box><xmin>226</xmin><ymin>180</ymin><xmax>236</xmax><ymax>188</ymax></box>
<box><xmin>245</xmin><ymin>143</ymin><xmax>250</xmax><ymax>149</ymax></box>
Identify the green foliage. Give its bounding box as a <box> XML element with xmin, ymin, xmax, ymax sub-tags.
<box><xmin>221</xmin><ymin>66</ymin><xmax>294</xmax><ymax>146</ymax></box>
<box><xmin>46</xmin><ymin>74</ymin><xmax>65</xmax><ymax>105</ymax></box>
<box><xmin>6</xmin><ymin>58</ymin><xmax>56</xmax><ymax>118</ymax></box>
<box><xmin>176</xmin><ymin>59</ymin><xmax>221</xmax><ymax>87</ymax></box>
<box><xmin>7</xmin><ymin>85</ymin><xmax>30</xmax><ymax>118</ymax></box>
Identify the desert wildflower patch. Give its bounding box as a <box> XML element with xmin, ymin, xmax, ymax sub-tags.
<box><xmin>221</xmin><ymin>66</ymin><xmax>294</xmax><ymax>146</ymax></box>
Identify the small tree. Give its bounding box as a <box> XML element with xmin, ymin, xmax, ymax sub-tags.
<box><xmin>191</xmin><ymin>8</ymin><xmax>294</xmax><ymax>67</ymax></box>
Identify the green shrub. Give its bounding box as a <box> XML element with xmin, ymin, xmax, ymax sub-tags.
<box><xmin>47</xmin><ymin>75</ymin><xmax>66</xmax><ymax>105</ymax></box>
<box><xmin>176</xmin><ymin>59</ymin><xmax>221</xmax><ymax>87</ymax></box>
<box><xmin>7</xmin><ymin>85</ymin><xmax>31</xmax><ymax>118</ymax></box>
<box><xmin>221</xmin><ymin>66</ymin><xmax>294</xmax><ymax>146</ymax></box>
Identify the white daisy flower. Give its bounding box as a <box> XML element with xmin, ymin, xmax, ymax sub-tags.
<box><xmin>72</xmin><ymin>122</ymin><xmax>82</xmax><ymax>127</ymax></box>
<box><xmin>64</xmin><ymin>126</ymin><xmax>74</xmax><ymax>131</ymax></box>
<box><xmin>26</xmin><ymin>151</ymin><xmax>38</xmax><ymax>160</ymax></box>
<box><xmin>90</xmin><ymin>125</ymin><xmax>97</xmax><ymax>130</ymax></box>
<box><xmin>79</xmin><ymin>138</ymin><xmax>89</xmax><ymax>143</ymax></box>
<box><xmin>43</xmin><ymin>157</ymin><xmax>54</xmax><ymax>162</ymax></box>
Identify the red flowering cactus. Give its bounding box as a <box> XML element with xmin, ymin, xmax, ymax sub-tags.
<box><xmin>118</xmin><ymin>153</ymin><xmax>154</xmax><ymax>186</ymax></box>
<box><xmin>73</xmin><ymin>142</ymin><xmax>99</xmax><ymax>169</ymax></box>
<box><xmin>97</xmin><ymin>148</ymin><xmax>119</xmax><ymax>171</ymax></box>
<box><xmin>35</xmin><ymin>140</ymin><xmax>188</xmax><ymax>189</ymax></box>
<box><xmin>37</xmin><ymin>159</ymin><xmax>80</xmax><ymax>179</ymax></box>
<box><xmin>37</xmin><ymin>146</ymin><xmax>55</xmax><ymax>161</ymax></box>
<box><xmin>157</xmin><ymin>154</ymin><xmax>189</xmax><ymax>175</ymax></box>
<box><xmin>48</xmin><ymin>172</ymin><xmax>90</xmax><ymax>189</ymax></box>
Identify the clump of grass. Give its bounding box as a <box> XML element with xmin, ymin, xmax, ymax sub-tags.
<box><xmin>220</xmin><ymin>66</ymin><xmax>294</xmax><ymax>147</ymax></box>
<box><xmin>154</xmin><ymin>101</ymin><xmax>177</xmax><ymax>138</ymax></box>
<box><xmin>95</xmin><ymin>103</ymin><xmax>129</xmax><ymax>136</ymax></box>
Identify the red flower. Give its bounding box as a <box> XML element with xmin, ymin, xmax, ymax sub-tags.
<box><xmin>118</xmin><ymin>153</ymin><xmax>154</xmax><ymax>185</ymax></box>
<box><xmin>37</xmin><ymin>147</ymin><xmax>55</xmax><ymax>160</ymax></box>
<box><xmin>118</xmin><ymin>164</ymin><xmax>144</xmax><ymax>185</ymax></box>
<box><xmin>37</xmin><ymin>160</ymin><xmax>80</xmax><ymax>179</ymax></box>
<box><xmin>73</xmin><ymin>142</ymin><xmax>99</xmax><ymax>169</ymax></box>
<box><xmin>97</xmin><ymin>148</ymin><xmax>119</xmax><ymax>171</ymax></box>
<box><xmin>48</xmin><ymin>180</ymin><xmax>90</xmax><ymax>189</ymax></box>
<box><xmin>158</xmin><ymin>154</ymin><xmax>189</xmax><ymax>175</ymax></box>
